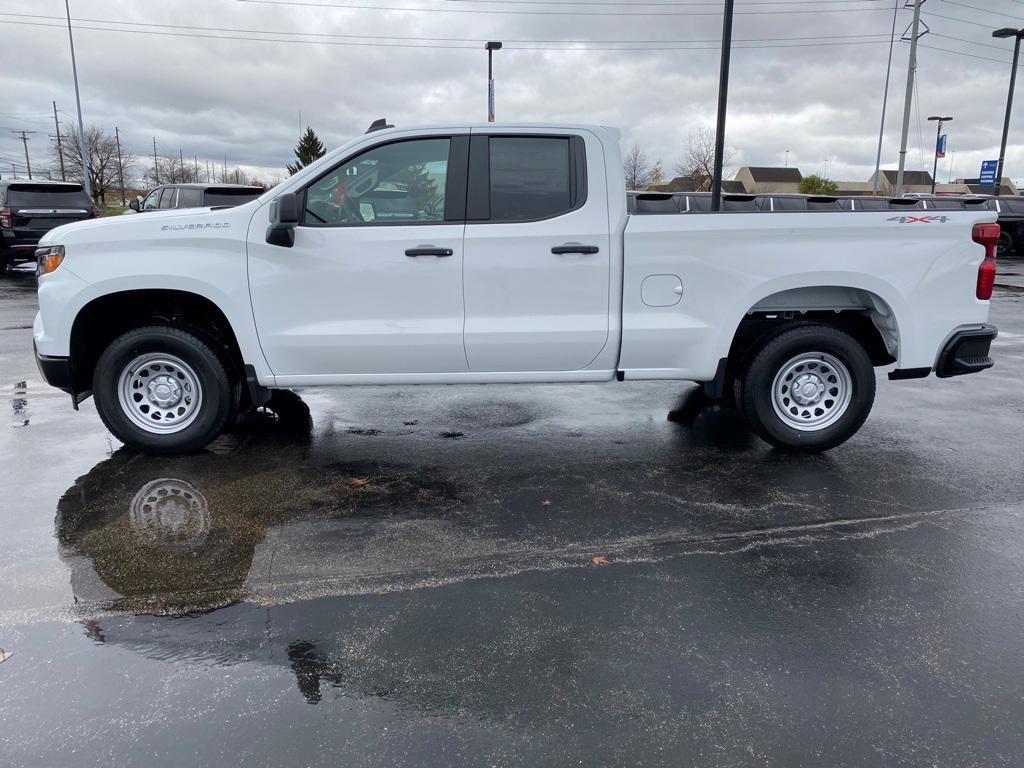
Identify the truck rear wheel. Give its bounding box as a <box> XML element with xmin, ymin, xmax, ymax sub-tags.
<box><xmin>738</xmin><ymin>324</ymin><xmax>875</xmax><ymax>452</ymax></box>
<box><xmin>93</xmin><ymin>326</ymin><xmax>235</xmax><ymax>453</ymax></box>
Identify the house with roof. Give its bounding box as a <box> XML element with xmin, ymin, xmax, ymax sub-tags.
<box><xmin>734</xmin><ymin>167</ymin><xmax>803</xmax><ymax>194</ymax></box>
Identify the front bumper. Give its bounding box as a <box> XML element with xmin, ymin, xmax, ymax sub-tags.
<box><xmin>34</xmin><ymin>341</ymin><xmax>73</xmax><ymax>394</ymax></box>
<box><xmin>935</xmin><ymin>324</ymin><xmax>998</xmax><ymax>378</ymax></box>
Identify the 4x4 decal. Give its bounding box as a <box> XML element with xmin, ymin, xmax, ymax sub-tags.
<box><xmin>886</xmin><ymin>215</ymin><xmax>949</xmax><ymax>223</ymax></box>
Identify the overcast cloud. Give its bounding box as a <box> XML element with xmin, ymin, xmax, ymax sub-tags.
<box><xmin>1</xmin><ymin>0</ymin><xmax>1022</xmax><ymax>186</ymax></box>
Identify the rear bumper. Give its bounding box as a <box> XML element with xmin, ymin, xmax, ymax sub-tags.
<box><xmin>935</xmin><ymin>324</ymin><xmax>998</xmax><ymax>378</ymax></box>
<box><xmin>34</xmin><ymin>342</ymin><xmax>74</xmax><ymax>394</ymax></box>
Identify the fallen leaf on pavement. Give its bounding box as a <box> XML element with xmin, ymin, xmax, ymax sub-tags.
<box><xmin>0</xmin><ymin>649</ymin><xmax>12</xmax><ymax>663</ymax></box>
<box><xmin>591</xmin><ymin>556</ymin><xmax>609</xmax><ymax>567</ymax></box>
<box><xmin>348</xmin><ymin>477</ymin><xmax>370</xmax><ymax>488</ymax></box>
<box><xmin>541</xmin><ymin>499</ymin><xmax>553</xmax><ymax>506</ymax></box>
<box><xmin>259</xmin><ymin>599</ymin><xmax>276</xmax><ymax>608</ymax></box>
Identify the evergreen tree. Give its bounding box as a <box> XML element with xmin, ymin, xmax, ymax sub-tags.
<box><xmin>287</xmin><ymin>127</ymin><xmax>326</xmax><ymax>176</ymax></box>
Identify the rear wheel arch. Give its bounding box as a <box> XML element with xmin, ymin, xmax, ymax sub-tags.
<box><xmin>725</xmin><ymin>286</ymin><xmax>899</xmax><ymax>374</ymax></box>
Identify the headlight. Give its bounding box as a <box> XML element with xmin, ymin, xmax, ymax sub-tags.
<box><xmin>35</xmin><ymin>245</ymin><xmax>65</xmax><ymax>276</ymax></box>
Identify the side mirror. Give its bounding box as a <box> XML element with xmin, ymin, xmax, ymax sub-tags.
<box><xmin>266</xmin><ymin>192</ymin><xmax>300</xmax><ymax>247</ymax></box>
<box><xmin>128</xmin><ymin>199</ymin><xmax>141</xmax><ymax>212</ymax></box>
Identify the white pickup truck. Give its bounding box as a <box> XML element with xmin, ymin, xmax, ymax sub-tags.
<box><xmin>33</xmin><ymin>122</ymin><xmax>999</xmax><ymax>453</ymax></box>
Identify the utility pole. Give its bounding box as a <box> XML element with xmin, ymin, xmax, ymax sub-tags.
<box><xmin>194</xmin><ymin>155</ymin><xmax>199</xmax><ymax>183</ymax></box>
<box><xmin>223</xmin><ymin>155</ymin><xmax>227</xmax><ymax>183</ymax></box>
<box><xmin>710</xmin><ymin>0</ymin><xmax>735</xmax><ymax>211</ymax></box>
<box><xmin>152</xmin><ymin>137</ymin><xmax>159</xmax><ymax>184</ymax></box>
<box><xmin>785</xmin><ymin>149</ymin><xmax>790</xmax><ymax>168</ymax></box>
<box><xmin>895</xmin><ymin>0</ymin><xmax>926</xmax><ymax>197</ymax></box>
<box><xmin>13</xmin><ymin>130</ymin><xmax>36</xmax><ymax>179</ymax></box>
<box><xmin>872</xmin><ymin>0</ymin><xmax>901</xmax><ymax>195</ymax></box>
<box><xmin>114</xmin><ymin>126</ymin><xmax>126</xmax><ymax>205</ymax></box>
<box><xmin>65</xmin><ymin>0</ymin><xmax>91</xmax><ymax>198</ymax></box>
<box><xmin>179</xmin><ymin>147</ymin><xmax>184</xmax><ymax>182</ymax></box>
<box><xmin>52</xmin><ymin>101</ymin><xmax>66</xmax><ymax>181</ymax></box>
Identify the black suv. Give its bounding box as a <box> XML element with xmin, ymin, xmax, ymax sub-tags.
<box><xmin>128</xmin><ymin>183</ymin><xmax>263</xmax><ymax>213</ymax></box>
<box><xmin>0</xmin><ymin>180</ymin><xmax>95</xmax><ymax>273</ymax></box>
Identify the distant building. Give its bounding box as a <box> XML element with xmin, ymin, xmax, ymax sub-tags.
<box><xmin>956</xmin><ymin>177</ymin><xmax>1018</xmax><ymax>196</ymax></box>
<box><xmin>734</xmin><ymin>166</ymin><xmax>803</xmax><ymax>194</ymax></box>
<box><xmin>868</xmin><ymin>169</ymin><xmax>934</xmax><ymax>196</ymax></box>
<box><xmin>647</xmin><ymin>175</ymin><xmax>745</xmax><ymax>194</ymax></box>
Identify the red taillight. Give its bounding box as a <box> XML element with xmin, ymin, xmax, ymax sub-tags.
<box><xmin>973</xmin><ymin>222</ymin><xmax>1000</xmax><ymax>300</ymax></box>
<box><xmin>89</xmin><ymin>207</ymin><xmax>99</xmax><ymax>219</ymax></box>
<box><xmin>0</xmin><ymin>207</ymin><xmax>11</xmax><ymax>228</ymax></box>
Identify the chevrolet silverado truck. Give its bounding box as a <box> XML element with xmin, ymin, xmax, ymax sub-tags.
<box><xmin>33</xmin><ymin>122</ymin><xmax>999</xmax><ymax>453</ymax></box>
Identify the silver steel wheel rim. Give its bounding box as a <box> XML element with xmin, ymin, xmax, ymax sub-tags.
<box><xmin>117</xmin><ymin>353</ymin><xmax>203</xmax><ymax>434</ymax></box>
<box><xmin>770</xmin><ymin>352</ymin><xmax>853</xmax><ymax>432</ymax></box>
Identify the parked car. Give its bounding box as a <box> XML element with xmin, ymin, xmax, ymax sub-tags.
<box><xmin>33</xmin><ymin>122</ymin><xmax>999</xmax><ymax>454</ymax></box>
<box><xmin>127</xmin><ymin>183</ymin><xmax>264</xmax><ymax>213</ymax></box>
<box><xmin>0</xmin><ymin>180</ymin><xmax>94</xmax><ymax>273</ymax></box>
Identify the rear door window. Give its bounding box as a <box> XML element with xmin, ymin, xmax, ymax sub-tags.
<box><xmin>177</xmin><ymin>188</ymin><xmax>204</xmax><ymax>208</ymax></box>
<box><xmin>488</xmin><ymin>137</ymin><xmax>577</xmax><ymax>221</ymax></box>
<box><xmin>6</xmin><ymin>184</ymin><xmax>91</xmax><ymax>209</ymax></box>
<box><xmin>204</xmin><ymin>188</ymin><xmax>262</xmax><ymax>207</ymax></box>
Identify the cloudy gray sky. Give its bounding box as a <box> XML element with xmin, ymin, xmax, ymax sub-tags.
<box><xmin>1</xmin><ymin>0</ymin><xmax>1022</xmax><ymax>186</ymax></box>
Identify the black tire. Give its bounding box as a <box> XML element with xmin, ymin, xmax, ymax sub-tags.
<box><xmin>738</xmin><ymin>324</ymin><xmax>876</xmax><ymax>452</ymax></box>
<box><xmin>93</xmin><ymin>326</ymin><xmax>236</xmax><ymax>453</ymax></box>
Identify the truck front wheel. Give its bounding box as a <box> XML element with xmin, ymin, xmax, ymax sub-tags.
<box><xmin>738</xmin><ymin>324</ymin><xmax>875</xmax><ymax>452</ymax></box>
<box><xmin>93</xmin><ymin>326</ymin><xmax>235</xmax><ymax>453</ymax></box>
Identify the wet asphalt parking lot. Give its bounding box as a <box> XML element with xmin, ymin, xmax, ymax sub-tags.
<box><xmin>1</xmin><ymin>265</ymin><xmax>1023</xmax><ymax>767</ymax></box>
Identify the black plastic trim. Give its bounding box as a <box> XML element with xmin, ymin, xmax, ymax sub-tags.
<box><xmin>466</xmin><ymin>135</ymin><xmax>490</xmax><ymax>221</ymax></box>
<box><xmin>935</xmin><ymin>324</ymin><xmax>998</xmax><ymax>378</ymax></box>
<box><xmin>244</xmin><ymin>364</ymin><xmax>272</xmax><ymax>408</ymax></box>
<box><xmin>445</xmin><ymin>136</ymin><xmax>469</xmax><ymax>222</ymax></box>
<box><xmin>888</xmin><ymin>367</ymin><xmax>931</xmax><ymax>381</ymax></box>
<box><xmin>701</xmin><ymin>357</ymin><xmax>729</xmax><ymax>399</ymax></box>
<box><xmin>34</xmin><ymin>346</ymin><xmax>73</xmax><ymax>394</ymax></box>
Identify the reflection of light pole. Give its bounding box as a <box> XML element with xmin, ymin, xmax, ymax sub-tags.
<box><xmin>927</xmin><ymin>115</ymin><xmax>952</xmax><ymax>194</ymax></box>
<box><xmin>992</xmin><ymin>27</ymin><xmax>1024</xmax><ymax>197</ymax></box>
<box><xmin>486</xmin><ymin>41</ymin><xmax>502</xmax><ymax>123</ymax></box>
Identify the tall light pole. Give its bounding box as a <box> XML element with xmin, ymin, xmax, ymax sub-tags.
<box><xmin>485</xmin><ymin>41</ymin><xmax>502</xmax><ymax>123</ymax></box>
<box><xmin>64</xmin><ymin>0</ymin><xmax>91</xmax><ymax>199</ymax></box>
<box><xmin>709</xmin><ymin>0</ymin><xmax>735</xmax><ymax>212</ymax></box>
<box><xmin>992</xmin><ymin>27</ymin><xmax>1024</xmax><ymax>197</ymax></box>
<box><xmin>927</xmin><ymin>115</ymin><xmax>952</xmax><ymax>194</ymax></box>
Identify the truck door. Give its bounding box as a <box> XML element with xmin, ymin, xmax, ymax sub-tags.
<box><xmin>461</xmin><ymin>131</ymin><xmax>611</xmax><ymax>371</ymax></box>
<box><xmin>247</xmin><ymin>133</ymin><xmax>469</xmax><ymax>377</ymax></box>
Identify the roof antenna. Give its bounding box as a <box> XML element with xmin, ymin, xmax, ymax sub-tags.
<box><xmin>366</xmin><ymin>118</ymin><xmax>394</xmax><ymax>133</ymax></box>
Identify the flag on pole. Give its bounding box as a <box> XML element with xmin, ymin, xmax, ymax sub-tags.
<box><xmin>936</xmin><ymin>134</ymin><xmax>947</xmax><ymax>159</ymax></box>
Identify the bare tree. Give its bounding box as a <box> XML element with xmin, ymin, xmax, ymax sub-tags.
<box><xmin>146</xmin><ymin>155</ymin><xmax>201</xmax><ymax>185</ymax></box>
<box><xmin>56</xmin><ymin>124</ymin><xmax>135</xmax><ymax>205</ymax></box>
<box><xmin>649</xmin><ymin>161</ymin><xmax>665</xmax><ymax>188</ymax></box>
<box><xmin>624</xmin><ymin>144</ymin><xmax>652</xmax><ymax>191</ymax></box>
<box><xmin>673</xmin><ymin>126</ymin><xmax>736</xmax><ymax>192</ymax></box>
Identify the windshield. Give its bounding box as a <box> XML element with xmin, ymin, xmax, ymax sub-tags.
<box><xmin>7</xmin><ymin>184</ymin><xmax>91</xmax><ymax>208</ymax></box>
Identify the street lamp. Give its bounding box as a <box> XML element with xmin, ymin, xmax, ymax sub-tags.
<box><xmin>485</xmin><ymin>41</ymin><xmax>502</xmax><ymax>123</ymax></box>
<box><xmin>991</xmin><ymin>27</ymin><xmax>1024</xmax><ymax>196</ymax></box>
<box><xmin>927</xmin><ymin>115</ymin><xmax>952</xmax><ymax>194</ymax></box>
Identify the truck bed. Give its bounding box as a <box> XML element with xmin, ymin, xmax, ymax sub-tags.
<box><xmin>627</xmin><ymin>192</ymin><xmax>998</xmax><ymax>215</ymax></box>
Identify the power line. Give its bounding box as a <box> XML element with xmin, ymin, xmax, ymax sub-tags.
<box><xmin>939</xmin><ymin>0</ymin><xmax>1024</xmax><ymax>22</ymax></box>
<box><xmin>0</xmin><ymin>18</ymin><xmax>896</xmax><ymax>51</ymax></box>
<box><xmin>235</xmin><ymin>0</ymin><xmax>896</xmax><ymax>17</ymax></box>
<box><xmin>0</xmin><ymin>12</ymin><xmax>898</xmax><ymax>45</ymax></box>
